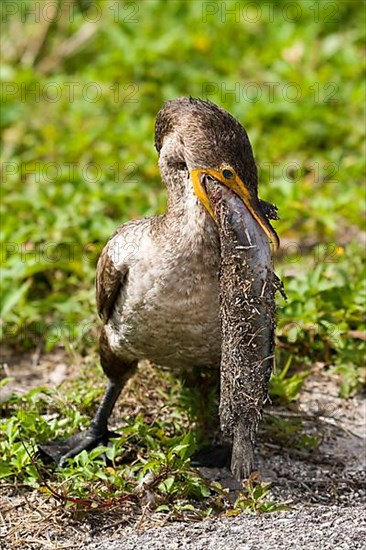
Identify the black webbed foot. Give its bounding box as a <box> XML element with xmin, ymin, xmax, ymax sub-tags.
<box><xmin>191</xmin><ymin>443</ymin><xmax>232</xmax><ymax>469</ymax></box>
<box><xmin>37</xmin><ymin>378</ymin><xmax>126</xmax><ymax>467</ymax></box>
<box><xmin>37</xmin><ymin>428</ymin><xmax>119</xmax><ymax>467</ymax></box>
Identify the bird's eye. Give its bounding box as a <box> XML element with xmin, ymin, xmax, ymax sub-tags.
<box><xmin>222</xmin><ymin>169</ymin><xmax>234</xmax><ymax>179</ymax></box>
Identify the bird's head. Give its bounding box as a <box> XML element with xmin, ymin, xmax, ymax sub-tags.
<box><xmin>155</xmin><ymin>97</ymin><xmax>279</xmax><ymax>250</ymax></box>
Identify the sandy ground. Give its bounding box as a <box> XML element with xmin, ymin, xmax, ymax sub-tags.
<box><xmin>1</xmin><ymin>350</ymin><xmax>365</xmax><ymax>550</ymax></box>
<box><xmin>84</xmin><ymin>507</ymin><xmax>365</xmax><ymax>550</ymax></box>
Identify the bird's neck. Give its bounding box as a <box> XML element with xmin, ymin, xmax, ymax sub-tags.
<box><xmin>163</xmin><ymin>172</ymin><xmax>219</xmax><ymax>250</ymax></box>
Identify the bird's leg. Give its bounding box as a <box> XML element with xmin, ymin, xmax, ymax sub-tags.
<box><xmin>38</xmin><ymin>327</ymin><xmax>138</xmax><ymax>467</ymax></box>
<box><xmin>89</xmin><ymin>378</ymin><xmax>123</xmax><ymax>437</ymax></box>
<box><xmin>181</xmin><ymin>367</ymin><xmax>232</xmax><ymax>469</ymax></box>
<box><xmin>38</xmin><ymin>378</ymin><xmax>125</xmax><ymax>467</ymax></box>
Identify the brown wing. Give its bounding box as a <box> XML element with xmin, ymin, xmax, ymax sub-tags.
<box><xmin>96</xmin><ymin>217</ymin><xmax>150</xmax><ymax>323</ymax></box>
<box><xmin>96</xmin><ymin>234</ymin><xmax>128</xmax><ymax>323</ymax></box>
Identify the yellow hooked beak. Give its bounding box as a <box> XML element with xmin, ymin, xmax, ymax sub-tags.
<box><xmin>190</xmin><ymin>167</ymin><xmax>280</xmax><ymax>251</ymax></box>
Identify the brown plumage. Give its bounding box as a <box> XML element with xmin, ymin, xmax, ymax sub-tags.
<box><xmin>39</xmin><ymin>97</ymin><xmax>280</xmax><ymax>479</ymax></box>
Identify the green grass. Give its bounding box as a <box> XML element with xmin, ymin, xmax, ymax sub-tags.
<box><xmin>0</xmin><ymin>366</ymin><xmax>281</xmax><ymax>516</ymax></box>
<box><xmin>1</xmin><ymin>0</ymin><xmax>365</xmax><ymax>516</ymax></box>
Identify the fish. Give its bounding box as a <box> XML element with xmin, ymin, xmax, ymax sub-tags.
<box><xmin>205</xmin><ymin>175</ymin><xmax>283</xmax><ymax>480</ymax></box>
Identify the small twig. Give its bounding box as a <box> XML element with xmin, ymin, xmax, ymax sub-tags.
<box><xmin>37</xmin><ymin>22</ymin><xmax>99</xmax><ymax>74</ymax></box>
<box><xmin>262</xmin><ymin>442</ymin><xmax>346</xmax><ymax>466</ymax></box>
<box><xmin>20</xmin><ymin>1</ymin><xmax>61</xmax><ymax>67</ymax></box>
<box><xmin>274</xmin><ymin>477</ymin><xmax>366</xmax><ymax>488</ymax></box>
<box><xmin>19</xmin><ymin>437</ymin><xmax>137</xmax><ymax>510</ymax></box>
<box><xmin>265</xmin><ymin>409</ymin><xmax>363</xmax><ymax>439</ymax></box>
<box><xmin>97</xmin><ymin>518</ymin><xmax>131</xmax><ymax>531</ymax></box>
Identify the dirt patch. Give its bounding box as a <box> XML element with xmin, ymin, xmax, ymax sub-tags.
<box><xmin>0</xmin><ymin>345</ymin><xmax>74</xmax><ymax>400</ymax></box>
<box><xmin>1</xmin><ymin>350</ymin><xmax>365</xmax><ymax>549</ymax></box>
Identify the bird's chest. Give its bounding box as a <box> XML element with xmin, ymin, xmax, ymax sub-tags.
<box><xmin>144</xmin><ymin>244</ymin><xmax>220</xmax><ymax>323</ymax></box>
<box><xmin>109</xmin><ymin>224</ymin><xmax>222</xmax><ymax>369</ymax></box>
